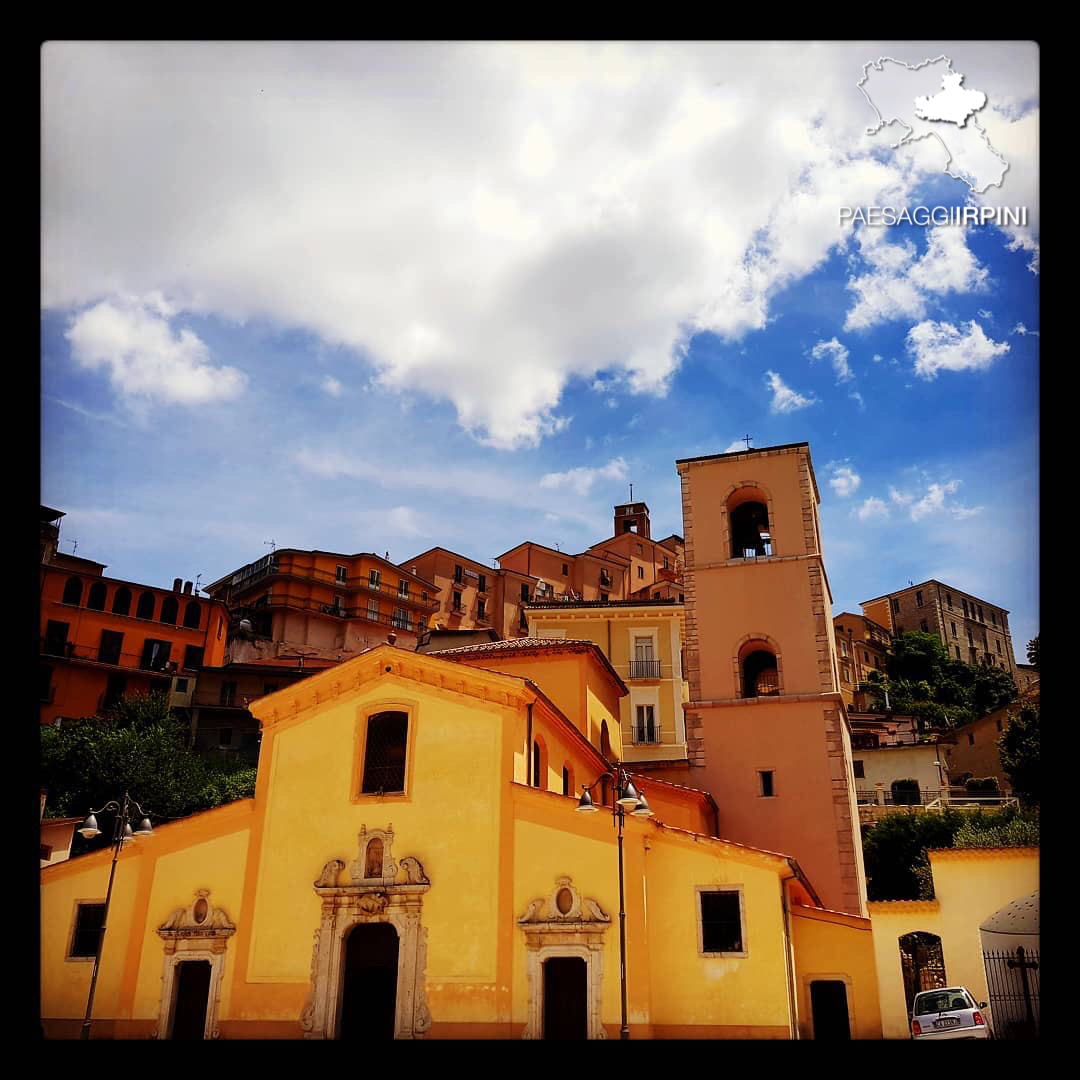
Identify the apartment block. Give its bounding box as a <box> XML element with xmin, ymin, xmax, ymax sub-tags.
<box><xmin>205</xmin><ymin>549</ymin><xmax>440</xmax><ymax>660</ymax></box>
<box><xmin>833</xmin><ymin>612</ymin><xmax>892</xmax><ymax>709</ymax></box>
<box><xmin>862</xmin><ymin>580</ymin><xmax>1017</xmax><ymax>674</ymax></box>
<box><xmin>40</xmin><ymin>508</ymin><xmax>229</xmax><ymax>725</ymax></box>
<box><xmin>527</xmin><ymin>597</ymin><xmax>689</xmax><ymax>765</ymax></box>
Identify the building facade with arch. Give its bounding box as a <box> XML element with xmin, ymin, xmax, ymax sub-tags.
<box><xmin>41</xmin><ymin>642</ymin><xmax>881</xmax><ymax>1039</ymax></box>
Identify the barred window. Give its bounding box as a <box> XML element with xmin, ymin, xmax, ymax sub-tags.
<box><xmin>700</xmin><ymin>890</ymin><xmax>743</xmax><ymax>954</ymax></box>
<box><xmin>361</xmin><ymin>711</ymin><xmax>409</xmax><ymax>794</ymax></box>
<box><xmin>70</xmin><ymin>903</ymin><xmax>106</xmax><ymax>958</ymax></box>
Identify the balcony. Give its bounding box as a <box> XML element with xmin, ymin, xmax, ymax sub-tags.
<box><xmin>40</xmin><ymin>640</ymin><xmax>177</xmax><ymax>677</ymax></box>
<box><xmin>231</xmin><ymin>565</ymin><xmax>439</xmax><ymax>609</ymax></box>
<box><xmin>630</xmin><ymin>721</ymin><xmax>663</xmax><ymax>746</ymax></box>
<box><xmin>627</xmin><ymin>660</ymin><xmax>662</xmax><ymax>680</ymax></box>
<box><xmin>240</xmin><ymin>594</ymin><xmax>422</xmax><ymax>634</ymax></box>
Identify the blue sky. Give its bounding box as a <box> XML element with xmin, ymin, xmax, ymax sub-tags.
<box><xmin>41</xmin><ymin>42</ymin><xmax>1039</xmax><ymax>661</ymax></box>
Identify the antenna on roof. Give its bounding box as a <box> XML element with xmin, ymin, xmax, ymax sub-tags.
<box><xmin>264</xmin><ymin>540</ymin><xmax>276</xmax><ymax>553</ymax></box>
<box><xmin>629</xmin><ymin>482</ymin><xmax>633</xmax><ymax>501</ymax></box>
<box><xmin>554</xmin><ymin>542</ymin><xmax>560</xmax><ymax>552</ymax></box>
<box><xmin>743</xmin><ymin>434</ymin><xmax>753</xmax><ymax>450</ymax></box>
<box><xmin>69</xmin><ymin>539</ymin><xmax>78</xmax><ymax>556</ymax></box>
<box><xmin>194</xmin><ymin>573</ymin><xmax>205</xmax><ymax>596</ymax></box>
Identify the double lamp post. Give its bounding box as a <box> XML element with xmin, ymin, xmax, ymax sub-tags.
<box><xmin>575</xmin><ymin>767</ymin><xmax>652</xmax><ymax>1040</ymax></box>
<box><xmin>75</xmin><ymin>792</ymin><xmax>153</xmax><ymax>1041</ymax></box>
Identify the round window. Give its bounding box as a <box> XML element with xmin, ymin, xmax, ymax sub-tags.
<box><xmin>556</xmin><ymin>888</ymin><xmax>574</xmax><ymax>915</ymax></box>
<box><xmin>193</xmin><ymin>897</ymin><xmax>209</xmax><ymax>924</ymax></box>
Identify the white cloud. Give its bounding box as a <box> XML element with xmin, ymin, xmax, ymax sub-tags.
<box><xmin>849</xmin><ymin>390</ymin><xmax>866</xmax><ymax>410</ymax></box>
<box><xmin>539</xmin><ymin>457</ymin><xmax>629</xmax><ymax>497</ymax></box>
<box><xmin>844</xmin><ymin>225</ymin><xmax>988</xmax><ymax>332</ymax></box>
<box><xmin>871</xmin><ymin>353</ymin><xmax>883</xmax><ymax>363</ymax></box>
<box><xmin>810</xmin><ymin>337</ymin><xmax>853</xmax><ymax>383</ymax></box>
<box><xmin>42</xmin><ymin>41</ymin><xmax>953</xmax><ymax>449</ymax></box>
<box><xmin>1011</xmin><ymin>322</ymin><xmax>1039</xmax><ymax>337</ymax></box>
<box><xmin>885</xmin><ymin>478</ymin><xmax>982</xmax><ymax>523</ymax></box>
<box><xmin>64</xmin><ymin>295</ymin><xmax>247</xmax><ymax>407</ymax></box>
<box><xmin>855</xmin><ymin>496</ymin><xmax>889</xmax><ymax>521</ymax></box>
<box><xmin>978</xmin><ymin>308</ymin><xmax>993</xmax><ymax>320</ymax></box>
<box><xmin>828</xmin><ymin>463</ymin><xmax>861</xmax><ymax>497</ymax></box>
<box><xmin>765</xmin><ymin>371</ymin><xmax>817</xmax><ymax>414</ymax></box>
<box><xmin>909</xmin><ymin>480</ymin><xmax>959</xmax><ymax>521</ymax></box>
<box><xmin>723</xmin><ymin>438</ymin><xmax>748</xmax><ymax>453</ymax></box>
<box><xmin>321</xmin><ymin>375</ymin><xmax>344</xmax><ymax>397</ymax></box>
<box><xmin>906</xmin><ymin>319</ymin><xmax>1010</xmax><ymax>379</ymax></box>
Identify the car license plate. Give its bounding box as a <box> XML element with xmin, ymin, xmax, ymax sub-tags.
<box><xmin>933</xmin><ymin>1018</ymin><xmax>960</xmax><ymax>1028</ymax></box>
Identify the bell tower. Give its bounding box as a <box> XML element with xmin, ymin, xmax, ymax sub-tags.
<box><xmin>614</xmin><ymin>501</ymin><xmax>651</xmax><ymax>538</ymax></box>
<box><xmin>675</xmin><ymin>442</ymin><xmax>866</xmax><ymax>915</ymax></box>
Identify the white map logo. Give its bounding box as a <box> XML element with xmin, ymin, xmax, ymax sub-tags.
<box><xmin>859</xmin><ymin>56</ymin><xmax>1007</xmax><ymax>193</ymax></box>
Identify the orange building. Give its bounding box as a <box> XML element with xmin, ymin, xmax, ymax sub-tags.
<box><xmin>402</xmin><ymin>547</ymin><xmax>499</xmax><ymax>635</ymax></box>
<box><xmin>205</xmin><ymin>549</ymin><xmax>441</xmax><ymax>660</ymax></box>
<box><xmin>642</xmin><ymin>443</ymin><xmax>867</xmax><ymax>916</ymax></box>
<box><xmin>833</xmin><ymin>612</ymin><xmax>892</xmax><ymax>709</ymax></box>
<box><xmin>40</xmin><ymin>513</ymin><xmax>229</xmax><ymax>725</ymax></box>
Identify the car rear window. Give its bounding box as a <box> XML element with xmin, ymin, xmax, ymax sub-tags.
<box><xmin>914</xmin><ymin>990</ymin><xmax>970</xmax><ymax>1015</ymax></box>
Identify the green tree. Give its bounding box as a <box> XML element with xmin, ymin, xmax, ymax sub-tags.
<box><xmin>40</xmin><ymin>692</ymin><xmax>256</xmax><ymax>855</ymax></box>
<box><xmin>1027</xmin><ymin>635</ymin><xmax>1039</xmax><ymax>671</ymax></box>
<box><xmin>998</xmin><ymin>704</ymin><xmax>1039</xmax><ymax>806</ymax></box>
<box><xmin>885</xmin><ymin>631</ymin><xmax>951</xmax><ymax>685</ymax></box>
<box><xmin>861</xmin><ymin>804</ymin><xmax>1039</xmax><ymax>900</ymax></box>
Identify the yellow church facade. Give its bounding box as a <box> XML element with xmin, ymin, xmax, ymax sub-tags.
<box><xmin>41</xmin><ymin>642</ymin><xmax>881</xmax><ymax>1039</ymax></box>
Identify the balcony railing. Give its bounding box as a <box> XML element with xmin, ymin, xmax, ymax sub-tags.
<box><xmin>39</xmin><ymin>640</ymin><xmax>181</xmax><ymax>675</ymax></box>
<box><xmin>229</xmin><ymin>565</ymin><xmax>439</xmax><ymax>609</ymax></box>
<box><xmin>627</xmin><ymin>659</ymin><xmax>662</xmax><ymax>680</ymax></box>
<box><xmin>630</xmin><ymin>721</ymin><xmax>663</xmax><ymax>746</ymax></box>
<box><xmin>855</xmin><ymin>787</ymin><xmax>1019</xmax><ymax>810</ymax></box>
<box><xmin>235</xmin><ymin>595</ymin><xmax>422</xmax><ymax>633</ymax></box>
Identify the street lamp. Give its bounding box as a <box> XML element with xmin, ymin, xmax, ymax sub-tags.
<box><xmin>76</xmin><ymin>792</ymin><xmax>153</xmax><ymax>1040</ymax></box>
<box><xmin>575</xmin><ymin>766</ymin><xmax>652</xmax><ymax>1040</ymax></box>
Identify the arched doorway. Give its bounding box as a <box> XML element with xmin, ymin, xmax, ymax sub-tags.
<box><xmin>339</xmin><ymin>922</ymin><xmax>400</xmax><ymax>1040</ymax></box>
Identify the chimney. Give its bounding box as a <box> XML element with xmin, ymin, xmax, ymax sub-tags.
<box><xmin>183</xmin><ymin>580</ymin><xmax>193</xmax><ymax>595</ymax></box>
<box><xmin>173</xmin><ymin>577</ymin><xmax>183</xmax><ymax>593</ymax></box>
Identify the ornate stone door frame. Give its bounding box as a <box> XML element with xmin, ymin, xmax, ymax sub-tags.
<box><xmin>154</xmin><ymin>890</ymin><xmax>236</xmax><ymax>1039</ymax></box>
<box><xmin>519</xmin><ymin>876</ymin><xmax>610</xmax><ymax>1040</ymax></box>
<box><xmin>301</xmin><ymin>825</ymin><xmax>432</xmax><ymax>1039</ymax></box>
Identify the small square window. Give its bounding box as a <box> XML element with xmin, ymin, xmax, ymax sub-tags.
<box><xmin>562</xmin><ymin>563</ymin><xmax>568</xmax><ymax>575</ymax></box>
<box><xmin>853</xmin><ymin>760</ymin><xmax>865</xmax><ymax>779</ymax></box>
<box><xmin>70</xmin><ymin>903</ymin><xmax>106</xmax><ymax>959</ymax></box>
<box><xmin>700</xmin><ymin>890</ymin><xmax>744</xmax><ymax>955</ymax></box>
<box><xmin>759</xmin><ymin>770</ymin><xmax>775</xmax><ymax>797</ymax></box>
<box><xmin>916</xmin><ymin>591</ymin><xmax>923</xmax><ymax>607</ymax></box>
<box><xmin>336</xmin><ymin>565</ymin><xmax>348</xmax><ymax>584</ymax></box>
<box><xmin>637</xmin><ymin>566</ymin><xmax>644</xmax><ymax>579</ymax></box>
<box><xmin>173</xmin><ymin>678</ymin><xmax>189</xmax><ymax>693</ymax></box>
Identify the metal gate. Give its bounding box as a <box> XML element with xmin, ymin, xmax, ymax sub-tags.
<box><xmin>899</xmin><ymin>932</ymin><xmax>947</xmax><ymax>1014</ymax></box>
<box><xmin>983</xmin><ymin>946</ymin><xmax>1039</xmax><ymax>1038</ymax></box>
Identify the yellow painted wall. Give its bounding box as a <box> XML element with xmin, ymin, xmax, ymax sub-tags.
<box><xmin>643</xmin><ymin>829</ymin><xmax>792</xmax><ymax>1036</ymax></box>
<box><xmin>40</xmin><ymin>802</ymin><xmax>254</xmax><ymax>1032</ymax></box>
<box><xmin>869</xmin><ymin>846</ymin><xmax>1039</xmax><ymax>1038</ymax></box>
<box><xmin>791</xmin><ymin>905</ymin><xmax>882</xmax><ymax>1039</ymax></box>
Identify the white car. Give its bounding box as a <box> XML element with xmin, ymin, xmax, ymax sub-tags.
<box><xmin>910</xmin><ymin>987</ymin><xmax>992</xmax><ymax>1040</ymax></box>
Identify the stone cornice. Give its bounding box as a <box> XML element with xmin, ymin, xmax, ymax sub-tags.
<box><xmin>252</xmin><ymin>645</ymin><xmax>531</xmax><ymax>729</ymax></box>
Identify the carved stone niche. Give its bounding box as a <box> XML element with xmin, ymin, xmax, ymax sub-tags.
<box><xmin>518</xmin><ymin>876</ymin><xmax>611</xmax><ymax>1040</ymax></box>
<box><xmin>153</xmin><ymin>889</ymin><xmax>236</xmax><ymax>1039</ymax></box>
<box><xmin>301</xmin><ymin>824</ymin><xmax>432</xmax><ymax>1039</ymax></box>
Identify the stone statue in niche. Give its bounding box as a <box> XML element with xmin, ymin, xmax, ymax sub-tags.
<box><xmin>365</xmin><ymin>838</ymin><xmax>384</xmax><ymax>879</ymax></box>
